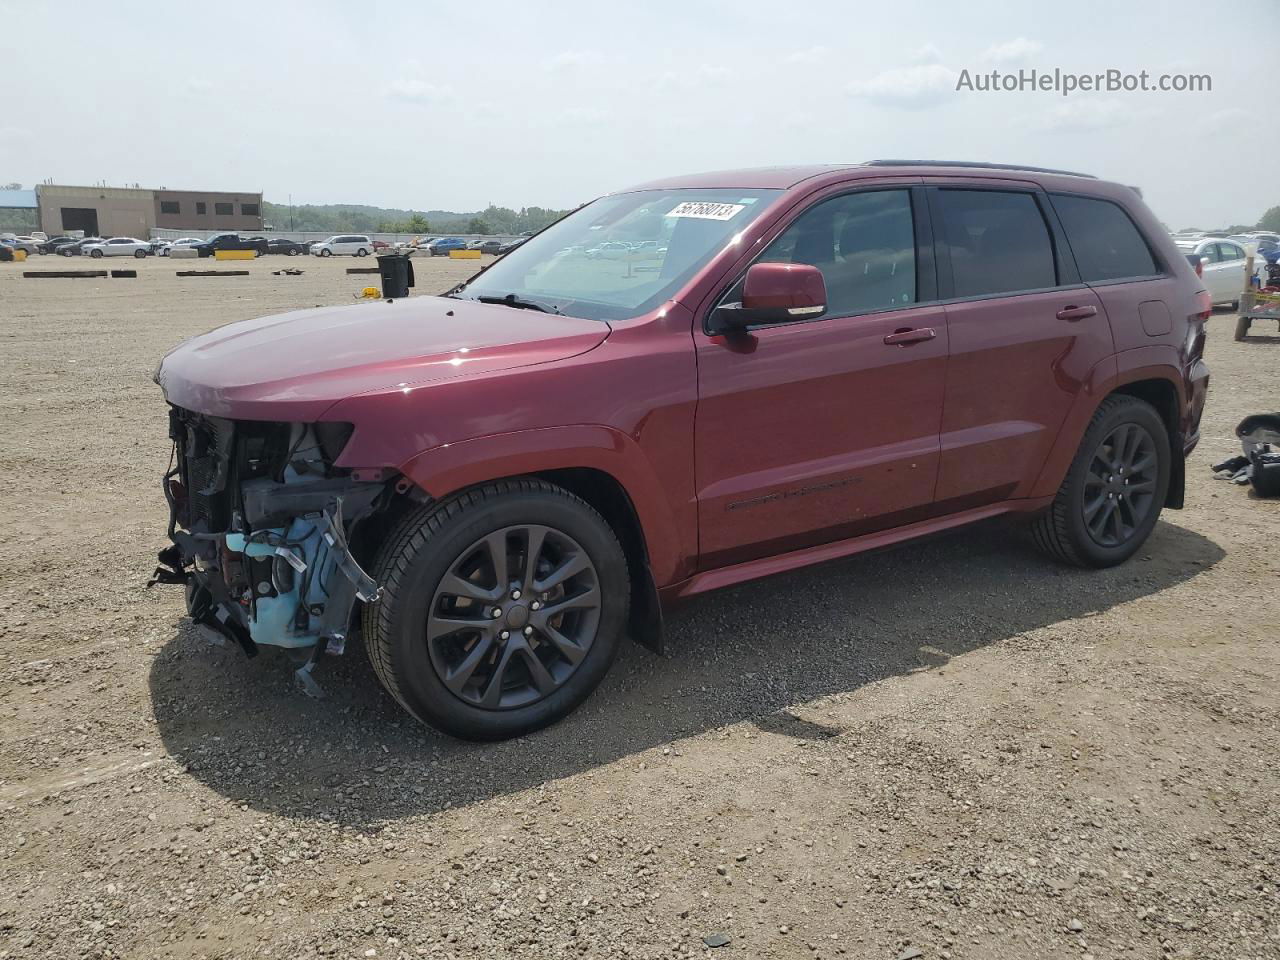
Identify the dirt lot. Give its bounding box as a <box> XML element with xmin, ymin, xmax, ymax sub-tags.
<box><xmin>0</xmin><ymin>253</ymin><xmax>1277</xmax><ymax>960</ymax></box>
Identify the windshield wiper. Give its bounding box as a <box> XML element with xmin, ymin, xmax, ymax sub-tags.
<box><xmin>475</xmin><ymin>293</ymin><xmax>559</xmax><ymax>314</ymax></box>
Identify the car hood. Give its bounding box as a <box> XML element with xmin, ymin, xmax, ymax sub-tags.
<box><xmin>157</xmin><ymin>296</ymin><xmax>610</xmax><ymax>421</ymax></box>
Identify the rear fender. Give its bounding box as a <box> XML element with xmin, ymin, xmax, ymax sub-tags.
<box><xmin>1029</xmin><ymin>348</ymin><xmax>1187</xmax><ymax>501</ymax></box>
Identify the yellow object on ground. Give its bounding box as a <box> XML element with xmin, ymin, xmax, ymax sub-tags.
<box><xmin>14</xmin><ymin>250</ymin><xmax>27</xmax><ymax>262</ymax></box>
<box><xmin>214</xmin><ymin>249</ymin><xmax>256</xmax><ymax>261</ymax></box>
<box><xmin>449</xmin><ymin>249</ymin><xmax>482</xmax><ymax>259</ymax></box>
<box><xmin>359</xmin><ymin>286</ymin><xmax>381</xmax><ymax>299</ymax></box>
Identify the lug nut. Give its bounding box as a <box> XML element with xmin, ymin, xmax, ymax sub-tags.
<box><xmin>499</xmin><ymin>630</ymin><xmax>509</xmax><ymax>640</ymax></box>
<box><xmin>524</xmin><ymin>626</ymin><xmax>534</xmax><ymax>637</ymax></box>
<box><xmin>512</xmin><ymin>589</ymin><xmax>522</xmax><ymax>600</ymax></box>
<box><xmin>491</xmin><ymin>607</ymin><xmax>503</xmax><ymax>619</ymax></box>
<box><xmin>530</xmin><ymin>601</ymin><xmax>541</xmax><ymax>611</ymax></box>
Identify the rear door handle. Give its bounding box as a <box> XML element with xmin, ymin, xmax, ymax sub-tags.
<box><xmin>883</xmin><ymin>327</ymin><xmax>937</xmax><ymax>346</ymax></box>
<box><xmin>1056</xmin><ymin>305</ymin><xmax>1098</xmax><ymax>322</ymax></box>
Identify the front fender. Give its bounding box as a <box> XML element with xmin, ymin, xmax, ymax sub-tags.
<box><xmin>398</xmin><ymin>424</ymin><xmax>694</xmax><ymax>586</ymax></box>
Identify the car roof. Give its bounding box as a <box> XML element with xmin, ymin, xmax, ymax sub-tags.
<box><xmin>620</xmin><ymin>160</ymin><xmax>1104</xmax><ymax>194</ymax></box>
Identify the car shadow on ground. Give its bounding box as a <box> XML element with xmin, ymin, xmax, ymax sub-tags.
<box><xmin>149</xmin><ymin>517</ymin><xmax>1223</xmax><ymax>826</ymax></box>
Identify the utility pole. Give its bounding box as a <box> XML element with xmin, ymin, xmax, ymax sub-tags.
<box><xmin>289</xmin><ymin>194</ymin><xmax>295</xmax><ymax>232</ymax></box>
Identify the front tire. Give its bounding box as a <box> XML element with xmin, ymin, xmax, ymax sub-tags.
<box><xmin>320</xmin><ymin>248</ymin><xmax>331</xmax><ymax>257</ymax></box>
<box><xmin>1031</xmin><ymin>395</ymin><xmax>1170</xmax><ymax>568</ymax></box>
<box><xmin>287</xmin><ymin>248</ymin><xmax>299</xmax><ymax>256</ymax></box>
<box><xmin>90</xmin><ymin>249</ymin><xmax>103</xmax><ymax>258</ymax></box>
<box><xmin>134</xmin><ymin>249</ymin><xmax>146</xmax><ymax>258</ymax></box>
<box><xmin>364</xmin><ymin>479</ymin><xmax>629</xmax><ymax>741</ymax></box>
<box><xmin>356</xmin><ymin>248</ymin><xmax>368</xmax><ymax>257</ymax></box>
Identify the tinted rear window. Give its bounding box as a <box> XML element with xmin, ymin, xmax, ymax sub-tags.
<box><xmin>936</xmin><ymin>190</ymin><xmax>1056</xmax><ymax>298</ymax></box>
<box><xmin>1050</xmin><ymin>194</ymin><xmax>1158</xmax><ymax>282</ymax></box>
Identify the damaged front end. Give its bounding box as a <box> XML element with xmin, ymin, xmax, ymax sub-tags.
<box><xmin>151</xmin><ymin>407</ymin><xmax>392</xmax><ymax>693</ymax></box>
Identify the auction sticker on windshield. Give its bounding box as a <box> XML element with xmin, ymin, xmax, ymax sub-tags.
<box><xmin>666</xmin><ymin>201</ymin><xmax>745</xmax><ymax>221</ymax></box>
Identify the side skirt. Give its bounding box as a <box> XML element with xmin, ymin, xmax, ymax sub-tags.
<box><xmin>662</xmin><ymin>497</ymin><xmax>1053</xmax><ymax>602</ymax></box>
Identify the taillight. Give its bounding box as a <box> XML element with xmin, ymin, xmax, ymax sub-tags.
<box><xmin>1194</xmin><ymin>289</ymin><xmax>1211</xmax><ymax>321</ymax></box>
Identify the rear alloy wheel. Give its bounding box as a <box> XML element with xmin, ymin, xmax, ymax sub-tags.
<box><xmin>1032</xmin><ymin>395</ymin><xmax>1170</xmax><ymax>567</ymax></box>
<box><xmin>134</xmin><ymin>248</ymin><xmax>146</xmax><ymax>258</ymax></box>
<box><xmin>90</xmin><ymin>249</ymin><xmax>103</xmax><ymax>258</ymax></box>
<box><xmin>356</xmin><ymin>248</ymin><xmax>368</xmax><ymax>257</ymax></box>
<box><xmin>287</xmin><ymin>248</ymin><xmax>299</xmax><ymax>256</ymax></box>
<box><xmin>364</xmin><ymin>479</ymin><xmax>629</xmax><ymax>740</ymax></box>
<box><xmin>320</xmin><ymin>248</ymin><xmax>331</xmax><ymax>257</ymax></box>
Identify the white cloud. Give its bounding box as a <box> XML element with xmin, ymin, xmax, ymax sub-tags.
<box><xmin>544</xmin><ymin>50</ymin><xmax>605</xmax><ymax>72</ymax></box>
<box><xmin>383</xmin><ymin>79</ymin><xmax>456</xmax><ymax>106</ymax></box>
<box><xmin>981</xmin><ymin>37</ymin><xmax>1042</xmax><ymax>63</ymax></box>
<box><xmin>911</xmin><ymin>43</ymin><xmax>944</xmax><ymax>64</ymax></box>
<box><xmin>656</xmin><ymin>64</ymin><xmax>734</xmax><ymax>90</ymax></box>
<box><xmin>1034</xmin><ymin>98</ymin><xmax>1129</xmax><ymax>131</ymax></box>
<box><xmin>848</xmin><ymin>63</ymin><xmax>958</xmax><ymax>109</ymax></box>
<box><xmin>782</xmin><ymin>46</ymin><xmax>829</xmax><ymax>65</ymax></box>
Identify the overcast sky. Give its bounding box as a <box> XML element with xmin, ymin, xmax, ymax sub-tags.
<box><xmin>2</xmin><ymin>0</ymin><xmax>1272</xmax><ymax>228</ymax></box>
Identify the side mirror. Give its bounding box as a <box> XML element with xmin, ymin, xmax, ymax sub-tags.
<box><xmin>709</xmin><ymin>262</ymin><xmax>827</xmax><ymax>335</ymax></box>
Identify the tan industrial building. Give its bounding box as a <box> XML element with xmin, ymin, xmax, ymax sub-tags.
<box><xmin>36</xmin><ymin>184</ymin><xmax>263</xmax><ymax>238</ymax></box>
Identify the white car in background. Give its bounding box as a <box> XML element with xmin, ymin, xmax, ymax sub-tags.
<box><xmin>161</xmin><ymin>237</ymin><xmax>204</xmax><ymax>256</ymax></box>
<box><xmin>82</xmin><ymin>237</ymin><xmax>151</xmax><ymax>258</ymax></box>
<box><xmin>310</xmin><ymin>234</ymin><xmax>373</xmax><ymax>257</ymax></box>
<box><xmin>1176</xmin><ymin>237</ymin><xmax>1258</xmax><ymax>307</ymax></box>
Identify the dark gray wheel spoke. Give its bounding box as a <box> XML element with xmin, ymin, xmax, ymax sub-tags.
<box><xmin>517</xmin><ymin>643</ymin><xmax>558</xmax><ymax>694</ymax></box>
<box><xmin>520</xmin><ymin>525</ymin><xmax>549</xmax><ymax>589</ymax></box>
<box><xmin>439</xmin><ymin>572</ymin><xmax>501</xmax><ymax>604</ymax></box>
<box><xmin>483</xmin><ymin>531</ymin><xmax>510</xmax><ymax>590</ymax></box>
<box><xmin>428</xmin><ymin>611</ymin><xmax>488</xmax><ymax>637</ymax></box>
<box><xmin>539</xmin><ymin>623</ymin><xmax>587</xmax><ymax>665</ymax></box>
<box><xmin>443</xmin><ymin>634</ymin><xmax>495</xmax><ymax>694</ymax></box>
<box><xmin>539</xmin><ymin>586</ymin><xmax>600</xmax><ymax>620</ymax></box>
<box><xmin>533</xmin><ymin>552</ymin><xmax>590</xmax><ymax>594</ymax></box>
<box><xmin>479</xmin><ymin>642</ymin><xmax>521</xmax><ymax>708</ymax></box>
<box><xmin>1083</xmin><ymin>493</ymin><xmax>1107</xmax><ymax>523</ymax></box>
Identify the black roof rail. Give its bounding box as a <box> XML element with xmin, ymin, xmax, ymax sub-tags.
<box><xmin>865</xmin><ymin>159</ymin><xmax>1097</xmax><ymax>179</ymax></box>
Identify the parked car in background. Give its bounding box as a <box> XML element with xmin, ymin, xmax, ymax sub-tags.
<box><xmin>265</xmin><ymin>237</ymin><xmax>309</xmax><ymax>256</ymax></box>
<box><xmin>4</xmin><ymin>236</ymin><xmax>42</xmax><ymax>255</ymax></box>
<box><xmin>39</xmin><ymin>236</ymin><xmax>76</xmax><ymax>254</ymax></box>
<box><xmin>161</xmin><ymin>237</ymin><xmax>205</xmax><ymax>256</ymax></box>
<box><xmin>57</xmin><ymin>237</ymin><xmax>105</xmax><ymax>256</ymax></box>
<box><xmin>310</xmin><ymin>235</ymin><xmax>374</xmax><ymax>257</ymax></box>
<box><xmin>371</xmin><ymin>239</ymin><xmax>391</xmax><ymax>251</ymax></box>
<box><xmin>193</xmin><ymin>233</ymin><xmax>269</xmax><ymax>258</ymax></box>
<box><xmin>1175</xmin><ymin>237</ymin><xmax>1255</xmax><ymax>307</ymax></box>
<box><xmin>0</xmin><ymin>241</ymin><xmax>13</xmax><ymax>262</ymax></box>
<box><xmin>150</xmin><ymin>239</ymin><xmax>172</xmax><ymax>256</ymax></box>
<box><xmin>496</xmin><ymin>238</ymin><xmax>525</xmax><ymax>254</ymax></box>
<box><xmin>82</xmin><ymin>237</ymin><xmax>151</xmax><ymax>258</ymax></box>
<box><xmin>425</xmin><ymin>237</ymin><xmax>467</xmax><ymax>256</ymax></box>
<box><xmin>475</xmin><ymin>239</ymin><xmax>505</xmax><ymax>255</ymax></box>
<box><xmin>152</xmin><ymin>161</ymin><xmax>1209</xmax><ymax>741</ymax></box>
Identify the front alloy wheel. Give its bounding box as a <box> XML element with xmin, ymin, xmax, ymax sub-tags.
<box><xmin>364</xmin><ymin>479</ymin><xmax>629</xmax><ymax>740</ymax></box>
<box><xmin>427</xmin><ymin>525</ymin><xmax>600</xmax><ymax>710</ymax></box>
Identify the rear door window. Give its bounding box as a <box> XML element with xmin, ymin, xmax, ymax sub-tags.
<box><xmin>757</xmin><ymin>189</ymin><xmax>917</xmax><ymax>316</ymax></box>
<box><xmin>1049</xmin><ymin>194</ymin><xmax>1159</xmax><ymax>282</ymax></box>
<box><xmin>1218</xmin><ymin>242</ymin><xmax>1245</xmax><ymax>262</ymax></box>
<box><xmin>935</xmin><ymin>189</ymin><xmax>1057</xmax><ymax>297</ymax></box>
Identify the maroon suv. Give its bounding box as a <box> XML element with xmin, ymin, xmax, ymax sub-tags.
<box><xmin>154</xmin><ymin>161</ymin><xmax>1210</xmax><ymax>740</ymax></box>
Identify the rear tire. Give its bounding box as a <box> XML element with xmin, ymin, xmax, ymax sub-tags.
<box><xmin>363</xmin><ymin>479</ymin><xmax>629</xmax><ymax>741</ymax></box>
<box><xmin>287</xmin><ymin>248</ymin><xmax>299</xmax><ymax>256</ymax></box>
<box><xmin>320</xmin><ymin>249</ymin><xmax>331</xmax><ymax>257</ymax></box>
<box><xmin>134</xmin><ymin>249</ymin><xmax>146</xmax><ymax>258</ymax></box>
<box><xmin>90</xmin><ymin>249</ymin><xmax>103</xmax><ymax>258</ymax></box>
<box><xmin>1031</xmin><ymin>395</ymin><xmax>1170</xmax><ymax>568</ymax></box>
<box><xmin>356</xmin><ymin>248</ymin><xmax>368</xmax><ymax>257</ymax></box>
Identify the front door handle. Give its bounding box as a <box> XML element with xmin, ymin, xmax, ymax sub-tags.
<box><xmin>1056</xmin><ymin>305</ymin><xmax>1098</xmax><ymax>322</ymax></box>
<box><xmin>883</xmin><ymin>327</ymin><xmax>937</xmax><ymax>346</ymax></box>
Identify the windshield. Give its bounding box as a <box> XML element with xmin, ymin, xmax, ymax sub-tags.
<box><xmin>453</xmin><ymin>188</ymin><xmax>783</xmax><ymax>321</ymax></box>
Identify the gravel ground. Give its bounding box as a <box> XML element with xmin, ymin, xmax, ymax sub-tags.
<box><xmin>0</xmin><ymin>253</ymin><xmax>1277</xmax><ymax>960</ymax></box>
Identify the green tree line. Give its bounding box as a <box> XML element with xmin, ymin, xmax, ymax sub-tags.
<box><xmin>261</xmin><ymin>201</ymin><xmax>570</xmax><ymax>235</ymax></box>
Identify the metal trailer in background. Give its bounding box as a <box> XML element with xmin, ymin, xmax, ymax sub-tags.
<box><xmin>1236</xmin><ymin>252</ymin><xmax>1280</xmax><ymax>341</ymax></box>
